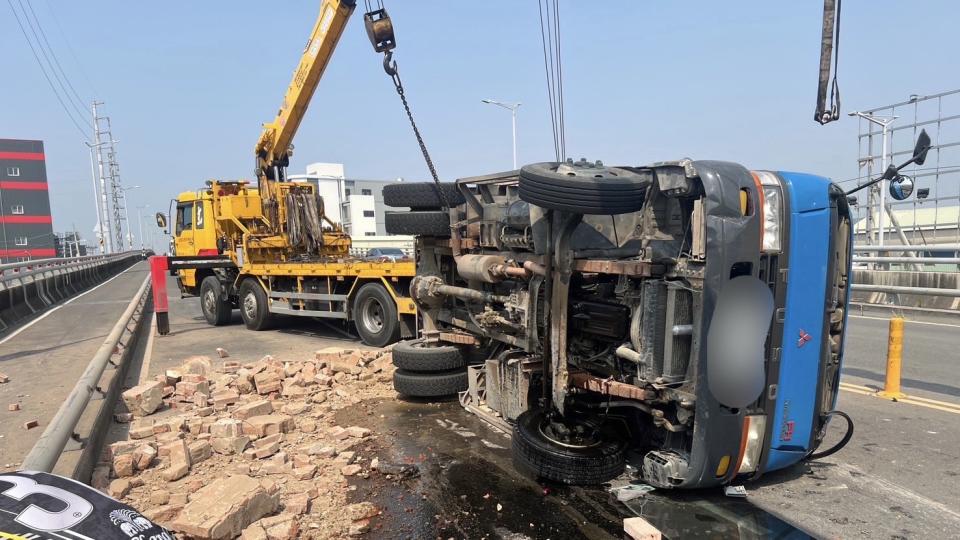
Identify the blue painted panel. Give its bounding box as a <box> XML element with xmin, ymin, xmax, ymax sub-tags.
<box><xmin>767</xmin><ymin>171</ymin><xmax>833</xmax><ymax>467</ymax></box>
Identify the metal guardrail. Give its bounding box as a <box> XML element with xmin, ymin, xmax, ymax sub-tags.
<box><xmin>850</xmin><ymin>283</ymin><xmax>960</xmax><ymax>298</ymax></box>
<box><xmin>20</xmin><ymin>274</ymin><xmax>152</xmax><ymax>472</ymax></box>
<box><xmin>853</xmin><ymin>244</ymin><xmax>960</xmax><ymax>252</ymax></box>
<box><xmin>854</xmin><ymin>256</ymin><xmax>960</xmax><ymax>265</ymax></box>
<box><xmin>0</xmin><ymin>252</ymin><xmax>141</xmax><ymax>281</ymax></box>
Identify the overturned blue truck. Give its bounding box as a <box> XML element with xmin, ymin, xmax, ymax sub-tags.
<box><xmin>380</xmin><ymin>135</ymin><xmax>928</xmax><ymax>488</ymax></box>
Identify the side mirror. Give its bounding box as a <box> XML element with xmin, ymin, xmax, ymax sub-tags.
<box><xmin>155</xmin><ymin>212</ymin><xmax>168</xmax><ymax>231</ymax></box>
<box><xmin>913</xmin><ymin>129</ymin><xmax>932</xmax><ymax>166</ymax></box>
<box><xmin>889</xmin><ymin>175</ymin><xmax>914</xmax><ymax>201</ymax></box>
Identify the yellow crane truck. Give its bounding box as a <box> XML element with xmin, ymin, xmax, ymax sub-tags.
<box><xmin>151</xmin><ymin>0</ymin><xmax>418</xmax><ymax>346</ymax></box>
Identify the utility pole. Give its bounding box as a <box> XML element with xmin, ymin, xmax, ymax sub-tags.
<box><xmin>91</xmin><ymin>102</ymin><xmax>113</xmax><ymax>253</ymax></box>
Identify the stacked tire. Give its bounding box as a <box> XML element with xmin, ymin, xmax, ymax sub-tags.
<box><xmin>383</xmin><ymin>182</ymin><xmax>465</xmax><ymax>237</ymax></box>
<box><xmin>391</xmin><ymin>338</ymin><xmax>468</xmax><ymax>398</ymax></box>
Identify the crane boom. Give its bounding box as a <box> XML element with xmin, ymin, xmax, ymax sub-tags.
<box><xmin>255</xmin><ymin>0</ymin><xmax>357</xmax><ymax>213</ymax></box>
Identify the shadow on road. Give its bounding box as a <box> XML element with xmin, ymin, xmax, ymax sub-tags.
<box><xmin>842</xmin><ymin>366</ymin><xmax>960</xmax><ymax>398</ymax></box>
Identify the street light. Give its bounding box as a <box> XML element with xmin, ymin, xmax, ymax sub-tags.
<box><xmin>120</xmin><ymin>185</ymin><xmax>141</xmax><ymax>249</ymax></box>
<box><xmin>481</xmin><ymin>99</ymin><xmax>521</xmax><ymax>170</ymax></box>
<box><xmin>136</xmin><ymin>204</ymin><xmax>149</xmax><ymax>251</ymax></box>
<box><xmin>849</xmin><ymin>111</ymin><xmax>897</xmax><ymax>247</ymax></box>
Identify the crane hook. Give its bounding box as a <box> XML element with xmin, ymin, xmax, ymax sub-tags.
<box><xmin>383</xmin><ymin>50</ymin><xmax>398</xmax><ymax>77</ymax></box>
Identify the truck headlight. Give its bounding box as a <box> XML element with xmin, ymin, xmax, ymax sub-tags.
<box><xmin>737</xmin><ymin>414</ymin><xmax>767</xmax><ymax>474</ymax></box>
<box><xmin>752</xmin><ymin>171</ymin><xmax>784</xmax><ymax>253</ymax></box>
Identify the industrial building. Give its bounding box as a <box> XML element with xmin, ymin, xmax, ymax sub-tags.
<box><xmin>0</xmin><ymin>138</ymin><xmax>56</xmax><ymax>263</ymax></box>
<box><xmin>288</xmin><ymin>162</ymin><xmax>403</xmax><ymax>237</ymax></box>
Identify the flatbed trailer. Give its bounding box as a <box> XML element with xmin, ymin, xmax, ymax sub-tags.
<box><xmin>149</xmin><ymin>252</ymin><xmax>417</xmax><ymax>347</ymax></box>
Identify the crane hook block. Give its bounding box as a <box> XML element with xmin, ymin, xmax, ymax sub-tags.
<box><xmin>364</xmin><ymin>8</ymin><xmax>396</xmax><ymax>53</ymax></box>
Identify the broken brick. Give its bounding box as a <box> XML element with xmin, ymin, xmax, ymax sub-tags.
<box><xmin>232</xmin><ymin>399</ymin><xmax>273</xmax><ymax>420</ymax></box>
<box><xmin>171</xmin><ymin>475</ymin><xmax>278</xmax><ymax>540</ymax></box>
<box><xmin>121</xmin><ymin>381</ymin><xmax>164</xmax><ymax>417</ymax></box>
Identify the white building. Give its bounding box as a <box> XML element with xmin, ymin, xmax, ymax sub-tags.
<box><xmin>288</xmin><ymin>162</ymin><xmax>414</xmax><ymax>255</ymax></box>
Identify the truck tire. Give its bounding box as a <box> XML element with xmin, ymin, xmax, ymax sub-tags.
<box><xmin>353</xmin><ymin>282</ymin><xmax>401</xmax><ymax>347</ymax></box>
<box><xmin>512</xmin><ymin>408</ymin><xmax>627</xmax><ymax>485</ymax></box>
<box><xmin>384</xmin><ymin>211</ymin><xmax>450</xmax><ymax>236</ymax></box>
<box><xmin>393</xmin><ymin>368</ymin><xmax>468</xmax><ymax>398</ymax></box>
<box><xmin>200</xmin><ymin>275</ymin><xmax>232</xmax><ymax>326</ymax></box>
<box><xmin>392</xmin><ymin>338</ymin><xmax>465</xmax><ymax>372</ymax></box>
<box><xmin>238</xmin><ymin>278</ymin><xmax>272</xmax><ymax>331</ymax></box>
<box><xmin>383</xmin><ymin>182</ymin><xmax>465</xmax><ymax>209</ymax></box>
<box><xmin>518</xmin><ymin>161</ymin><xmax>648</xmax><ymax>215</ymax></box>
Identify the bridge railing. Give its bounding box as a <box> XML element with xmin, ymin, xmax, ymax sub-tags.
<box><xmin>0</xmin><ymin>251</ymin><xmax>144</xmax><ymax>332</ymax></box>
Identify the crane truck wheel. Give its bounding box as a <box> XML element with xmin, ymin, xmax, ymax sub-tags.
<box><xmin>382</xmin><ymin>182</ymin><xmax>466</xmax><ymax>209</ymax></box>
<box><xmin>238</xmin><ymin>278</ymin><xmax>273</xmax><ymax>331</ymax></box>
<box><xmin>353</xmin><ymin>282</ymin><xmax>400</xmax><ymax>347</ymax></box>
<box><xmin>200</xmin><ymin>275</ymin><xmax>232</xmax><ymax>326</ymax></box>
<box><xmin>393</xmin><ymin>368</ymin><xmax>468</xmax><ymax>398</ymax></box>
<box><xmin>384</xmin><ymin>211</ymin><xmax>450</xmax><ymax>236</ymax></box>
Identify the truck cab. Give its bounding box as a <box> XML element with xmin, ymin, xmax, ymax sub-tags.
<box><xmin>170</xmin><ymin>190</ymin><xmax>218</xmax><ymax>294</ymax></box>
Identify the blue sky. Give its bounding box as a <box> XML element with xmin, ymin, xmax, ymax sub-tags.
<box><xmin>3</xmin><ymin>1</ymin><xmax>959</xmax><ymax>250</ymax></box>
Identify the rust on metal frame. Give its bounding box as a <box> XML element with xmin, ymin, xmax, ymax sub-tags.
<box><xmin>569</xmin><ymin>371</ymin><xmax>657</xmax><ymax>400</ymax></box>
<box><xmin>573</xmin><ymin>259</ymin><xmax>664</xmax><ymax>277</ymax></box>
<box><xmin>439</xmin><ymin>332</ymin><xmax>478</xmax><ymax>345</ymax></box>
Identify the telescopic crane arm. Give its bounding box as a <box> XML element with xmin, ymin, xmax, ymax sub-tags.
<box><xmin>254</xmin><ymin>0</ymin><xmax>357</xmax><ymax>214</ymax></box>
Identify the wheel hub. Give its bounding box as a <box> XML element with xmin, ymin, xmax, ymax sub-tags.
<box><xmin>361</xmin><ymin>298</ymin><xmax>384</xmax><ymax>332</ymax></box>
<box><xmin>243</xmin><ymin>293</ymin><xmax>257</xmax><ymax>319</ymax></box>
<box><xmin>203</xmin><ymin>290</ymin><xmax>216</xmax><ymax>313</ymax></box>
<box><xmin>538</xmin><ymin>416</ymin><xmax>603</xmax><ymax>449</ymax></box>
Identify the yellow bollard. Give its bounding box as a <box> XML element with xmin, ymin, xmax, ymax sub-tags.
<box><xmin>877</xmin><ymin>317</ymin><xmax>907</xmax><ymax>400</ymax></box>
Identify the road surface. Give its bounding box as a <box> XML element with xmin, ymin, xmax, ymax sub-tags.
<box><xmin>0</xmin><ymin>261</ymin><xmax>150</xmax><ymax>473</ymax></box>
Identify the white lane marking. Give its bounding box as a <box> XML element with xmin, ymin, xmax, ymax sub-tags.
<box><xmin>139</xmin><ymin>311</ymin><xmax>157</xmax><ymax>385</ymax></box>
<box><xmin>849</xmin><ymin>314</ymin><xmax>960</xmax><ymax>329</ymax></box>
<box><xmin>0</xmin><ymin>264</ymin><xmax>143</xmax><ymax>346</ymax></box>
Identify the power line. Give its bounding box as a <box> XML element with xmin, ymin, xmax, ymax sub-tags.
<box><xmin>15</xmin><ymin>0</ymin><xmax>91</xmax><ymax>126</ymax></box>
<box><xmin>42</xmin><ymin>0</ymin><xmax>100</xmax><ymax>98</ymax></box>
<box><xmin>23</xmin><ymin>0</ymin><xmax>90</xmax><ymax>116</ymax></box>
<box><xmin>5</xmin><ymin>0</ymin><xmax>90</xmax><ymax>140</ymax></box>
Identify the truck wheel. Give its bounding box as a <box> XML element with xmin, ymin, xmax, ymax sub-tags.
<box><xmin>393</xmin><ymin>368</ymin><xmax>468</xmax><ymax>398</ymax></box>
<box><xmin>512</xmin><ymin>408</ymin><xmax>627</xmax><ymax>485</ymax></box>
<box><xmin>518</xmin><ymin>161</ymin><xmax>649</xmax><ymax>215</ymax></box>
<box><xmin>383</xmin><ymin>182</ymin><xmax>465</xmax><ymax>209</ymax></box>
<box><xmin>238</xmin><ymin>278</ymin><xmax>272</xmax><ymax>331</ymax></box>
<box><xmin>384</xmin><ymin>211</ymin><xmax>450</xmax><ymax>236</ymax></box>
<box><xmin>353</xmin><ymin>282</ymin><xmax>401</xmax><ymax>347</ymax></box>
<box><xmin>392</xmin><ymin>338</ymin><xmax>465</xmax><ymax>372</ymax></box>
<box><xmin>200</xmin><ymin>276</ymin><xmax>232</xmax><ymax>326</ymax></box>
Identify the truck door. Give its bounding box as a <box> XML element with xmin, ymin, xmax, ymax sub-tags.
<box><xmin>174</xmin><ymin>201</ymin><xmax>196</xmax><ymax>256</ymax></box>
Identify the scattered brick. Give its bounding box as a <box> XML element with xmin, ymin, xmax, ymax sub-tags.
<box><xmin>23</xmin><ymin>420</ymin><xmax>39</xmax><ymax>430</ymax></box>
<box><xmin>170</xmin><ymin>475</ymin><xmax>279</xmax><ymax>540</ymax></box>
<box><xmin>121</xmin><ymin>381</ymin><xmax>164</xmax><ymax>417</ymax></box>
<box><xmin>216</xmin><ymin>347</ymin><xmax>229</xmax><ymax>358</ymax></box>
<box><xmin>340</xmin><ymin>464</ymin><xmax>362</xmax><ymax>476</ymax></box>
<box><xmin>8</xmin><ymin>403</ymin><xmax>20</xmax><ymax>412</ymax></box>
<box><xmin>232</xmin><ymin>399</ymin><xmax>273</xmax><ymax>420</ymax></box>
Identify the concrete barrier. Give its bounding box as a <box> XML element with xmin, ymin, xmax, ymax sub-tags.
<box><xmin>0</xmin><ymin>252</ymin><xmax>143</xmax><ymax>332</ymax></box>
<box><xmin>852</xmin><ymin>269</ymin><xmax>960</xmax><ymax>311</ymax></box>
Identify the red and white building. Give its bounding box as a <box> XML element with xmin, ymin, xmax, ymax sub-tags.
<box><xmin>0</xmin><ymin>139</ymin><xmax>56</xmax><ymax>263</ymax></box>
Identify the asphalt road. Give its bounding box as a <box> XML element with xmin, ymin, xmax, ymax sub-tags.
<box><xmin>0</xmin><ymin>261</ymin><xmax>150</xmax><ymax>471</ymax></box>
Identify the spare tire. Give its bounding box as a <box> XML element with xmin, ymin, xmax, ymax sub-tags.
<box><xmin>512</xmin><ymin>408</ymin><xmax>627</xmax><ymax>485</ymax></box>
<box><xmin>385</xmin><ymin>211</ymin><xmax>450</xmax><ymax>236</ymax></box>
<box><xmin>393</xmin><ymin>368</ymin><xmax>468</xmax><ymax>398</ymax></box>
<box><xmin>383</xmin><ymin>182</ymin><xmax>465</xmax><ymax>209</ymax></box>
<box><xmin>392</xmin><ymin>338</ymin><xmax>466</xmax><ymax>372</ymax></box>
<box><xmin>519</xmin><ymin>160</ymin><xmax>649</xmax><ymax>215</ymax></box>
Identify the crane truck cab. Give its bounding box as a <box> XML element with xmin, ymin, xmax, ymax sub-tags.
<box><xmin>380</xmin><ymin>159</ymin><xmax>857</xmax><ymax>489</ymax></box>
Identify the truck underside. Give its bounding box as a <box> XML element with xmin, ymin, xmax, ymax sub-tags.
<box><xmin>386</xmin><ymin>159</ymin><xmax>852</xmax><ymax>488</ymax></box>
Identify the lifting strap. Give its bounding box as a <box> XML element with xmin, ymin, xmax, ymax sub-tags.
<box><xmin>815</xmin><ymin>0</ymin><xmax>842</xmax><ymax>125</ymax></box>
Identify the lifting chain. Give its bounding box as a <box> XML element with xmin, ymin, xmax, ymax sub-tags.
<box><xmin>382</xmin><ymin>51</ymin><xmax>448</xmax><ymax>209</ymax></box>
<box><xmin>366</xmin><ymin>3</ymin><xmax>449</xmax><ymax>209</ymax></box>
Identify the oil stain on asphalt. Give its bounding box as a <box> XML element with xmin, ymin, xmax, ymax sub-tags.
<box><xmin>335</xmin><ymin>398</ymin><xmax>811</xmax><ymax>539</ymax></box>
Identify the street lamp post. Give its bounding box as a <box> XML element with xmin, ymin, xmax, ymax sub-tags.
<box><xmin>136</xmin><ymin>204</ymin><xmax>149</xmax><ymax>250</ymax></box>
<box><xmin>482</xmin><ymin>99</ymin><xmax>521</xmax><ymax>170</ymax></box>
<box><xmin>849</xmin><ymin>111</ymin><xmax>897</xmax><ymax>247</ymax></box>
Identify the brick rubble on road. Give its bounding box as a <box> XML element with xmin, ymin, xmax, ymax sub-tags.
<box><xmin>99</xmin><ymin>346</ymin><xmax>396</xmax><ymax>539</ymax></box>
